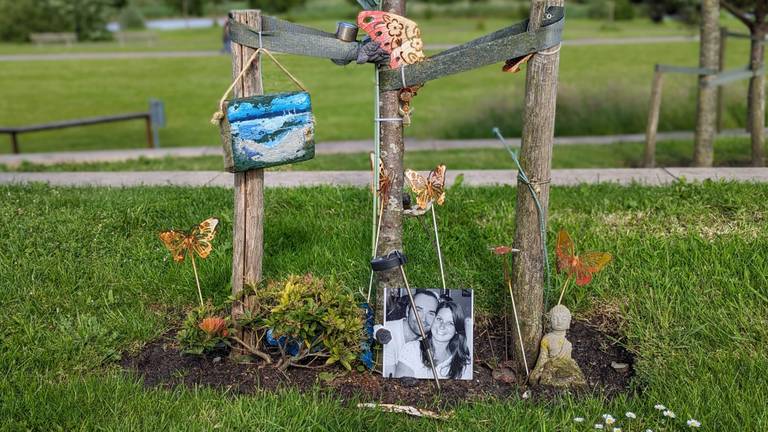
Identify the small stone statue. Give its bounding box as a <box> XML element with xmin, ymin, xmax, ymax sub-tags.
<box><xmin>530</xmin><ymin>305</ymin><xmax>587</xmax><ymax>389</ymax></box>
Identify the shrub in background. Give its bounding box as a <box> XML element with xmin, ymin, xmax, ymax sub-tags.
<box><xmin>0</xmin><ymin>0</ymin><xmax>115</xmax><ymax>42</ymax></box>
<box><xmin>118</xmin><ymin>4</ymin><xmax>147</xmax><ymax>30</ymax></box>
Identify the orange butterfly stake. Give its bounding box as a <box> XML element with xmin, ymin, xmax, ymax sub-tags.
<box><xmin>555</xmin><ymin>229</ymin><xmax>612</xmax><ymax>305</ymax></box>
<box><xmin>404</xmin><ymin>164</ymin><xmax>446</xmax><ymax>210</ymax></box>
<box><xmin>159</xmin><ymin>217</ymin><xmax>220</xmax><ymax>308</ymax></box>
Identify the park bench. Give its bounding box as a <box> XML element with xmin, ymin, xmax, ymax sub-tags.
<box><xmin>115</xmin><ymin>31</ymin><xmax>158</xmax><ymax>47</ymax></box>
<box><xmin>29</xmin><ymin>32</ymin><xmax>77</xmax><ymax>46</ymax></box>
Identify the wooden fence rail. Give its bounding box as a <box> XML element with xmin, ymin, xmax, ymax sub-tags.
<box><xmin>0</xmin><ymin>100</ymin><xmax>164</xmax><ymax>154</ymax></box>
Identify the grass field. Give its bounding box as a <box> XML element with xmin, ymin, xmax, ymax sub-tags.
<box><xmin>0</xmin><ymin>15</ymin><xmax>756</xmax><ymax>156</ymax></box>
<box><xmin>1</xmin><ymin>181</ymin><xmax>767</xmax><ymax>430</ymax></box>
<box><xmin>0</xmin><ymin>39</ymin><xmax>754</xmax><ymax>155</ymax></box>
<box><xmin>1</xmin><ymin>136</ymin><xmax>758</xmax><ymax>172</ymax></box>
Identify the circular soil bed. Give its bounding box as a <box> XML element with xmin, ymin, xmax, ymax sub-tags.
<box><xmin>121</xmin><ymin>315</ymin><xmax>635</xmax><ymax>410</ymax></box>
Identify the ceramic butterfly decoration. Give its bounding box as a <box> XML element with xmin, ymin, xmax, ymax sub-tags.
<box><xmin>555</xmin><ymin>229</ymin><xmax>612</xmax><ymax>287</ymax></box>
<box><xmin>405</xmin><ymin>164</ymin><xmax>446</xmax><ymax>210</ymax></box>
<box><xmin>159</xmin><ymin>217</ymin><xmax>220</xmax><ymax>263</ymax></box>
<box><xmin>369</xmin><ymin>152</ymin><xmax>391</xmax><ymax>203</ymax></box>
<box><xmin>357</xmin><ymin>11</ymin><xmax>425</xmax><ymax>69</ymax></box>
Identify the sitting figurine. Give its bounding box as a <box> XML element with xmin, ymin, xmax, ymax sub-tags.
<box><xmin>530</xmin><ymin>305</ymin><xmax>587</xmax><ymax>389</ymax></box>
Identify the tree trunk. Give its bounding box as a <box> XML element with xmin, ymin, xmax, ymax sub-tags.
<box><xmin>229</xmin><ymin>10</ymin><xmax>265</xmax><ymax>357</ymax></box>
<box><xmin>693</xmin><ymin>0</ymin><xmax>720</xmax><ymax>167</ymax></box>
<box><xmin>375</xmin><ymin>0</ymin><xmax>406</xmax><ymax>324</ymax></box>
<box><xmin>511</xmin><ymin>0</ymin><xmax>562</xmax><ymax>375</ymax></box>
<box><xmin>748</xmin><ymin>24</ymin><xmax>766</xmax><ymax>166</ymax></box>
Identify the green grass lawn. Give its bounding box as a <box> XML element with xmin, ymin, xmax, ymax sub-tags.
<box><xmin>1</xmin><ymin>181</ymin><xmax>767</xmax><ymax>430</ymax></box>
<box><xmin>0</xmin><ymin>38</ymin><xmax>754</xmax><ymax>155</ymax></box>
<box><xmin>0</xmin><ymin>16</ymin><xmax>703</xmax><ymax>55</ymax></box>
<box><xmin>1</xmin><ymin>137</ymin><xmax>757</xmax><ymax>172</ymax></box>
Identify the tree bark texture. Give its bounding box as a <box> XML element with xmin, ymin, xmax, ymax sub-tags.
<box><xmin>229</xmin><ymin>10</ymin><xmax>265</xmax><ymax>356</ymax></box>
<box><xmin>748</xmin><ymin>24</ymin><xmax>766</xmax><ymax>166</ymax></box>
<box><xmin>511</xmin><ymin>0</ymin><xmax>562</xmax><ymax>375</ymax></box>
<box><xmin>374</xmin><ymin>0</ymin><xmax>407</xmax><ymax>324</ymax></box>
<box><xmin>693</xmin><ymin>0</ymin><xmax>721</xmax><ymax>167</ymax></box>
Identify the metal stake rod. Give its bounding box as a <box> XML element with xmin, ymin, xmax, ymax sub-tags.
<box><xmin>430</xmin><ymin>205</ymin><xmax>447</xmax><ymax>294</ymax></box>
<box><xmin>398</xmin><ymin>265</ymin><xmax>442</xmax><ymax>390</ymax></box>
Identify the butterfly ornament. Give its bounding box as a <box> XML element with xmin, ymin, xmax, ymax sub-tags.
<box><xmin>159</xmin><ymin>217</ymin><xmax>220</xmax><ymax>307</ymax></box>
<box><xmin>555</xmin><ymin>229</ymin><xmax>612</xmax><ymax>305</ymax></box>
<box><xmin>358</xmin><ymin>11</ymin><xmax>425</xmax><ymax>125</ymax></box>
<box><xmin>357</xmin><ymin>11</ymin><xmax>425</xmax><ymax>69</ymax></box>
<box><xmin>404</xmin><ymin>164</ymin><xmax>446</xmax><ymax>211</ymax></box>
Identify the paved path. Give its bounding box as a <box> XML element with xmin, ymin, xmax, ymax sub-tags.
<box><xmin>0</xmin><ymin>129</ymin><xmax>755</xmax><ymax>168</ymax></box>
<box><xmin>2</xmin><ymin>168</ymin><xmax>767</xmax><ymax>188</ymax></box>
<box><xmin>0</xmin><ymin>36</ymin><xmax>699</xmax><ymax>62</ymax></box>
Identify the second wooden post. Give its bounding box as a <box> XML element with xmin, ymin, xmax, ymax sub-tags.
<box><xmin>511</xmin><ymin>0</ymin><xmax>563</xmax><ymax>375</ymax></box>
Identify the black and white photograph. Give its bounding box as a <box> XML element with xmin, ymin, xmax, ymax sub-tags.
<box><xmin>380</xmin><ymin>288</ymin><xmax>473</xmax><ymax>380</ymax></box>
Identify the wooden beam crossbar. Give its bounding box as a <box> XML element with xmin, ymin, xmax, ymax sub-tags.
<box><xmin>0</xmin><ymin>111</ymin><xmax>160</xmax><ymax>154</ymax></box>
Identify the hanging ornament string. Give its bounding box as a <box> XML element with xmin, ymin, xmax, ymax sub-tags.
<box><xmin>493</xmin><ymin>127</ymin><xmax>552</xmax><ymax>298</ymax></box>
<box><xmin>210</xmin><ymin>47</ymin><xmax>308</xmax><ymax>125</ymax></box>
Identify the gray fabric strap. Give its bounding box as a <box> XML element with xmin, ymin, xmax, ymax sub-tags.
<box><xmin>228</xmin><ymin>7</ymin><xmax>564</xmax><ymax>90</ymax></box>
<box><xmin>228</xmin><ymin>16</ymin><xmax>360</xmax><ymax>62</ymax></box>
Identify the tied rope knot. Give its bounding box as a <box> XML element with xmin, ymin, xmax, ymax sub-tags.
<box><xmin>210</xmin><ymin>46</ymin><xmax>308</xmax><ymax>125</ymax></box>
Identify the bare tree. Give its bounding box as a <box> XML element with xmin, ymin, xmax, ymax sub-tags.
<box><xmin>375</xmin><ymin>0</ymin><xmax>406</xmax><ymax>323</ymax></box>
<box><xmin>693</xmin><ymin>0</ymin><xmax>721</xmax><ymax>167</ymax></box>
<box><xmin>721</xmin><ymin>0</ymin><xmax>767</xmax><ymax>166</ymax></box>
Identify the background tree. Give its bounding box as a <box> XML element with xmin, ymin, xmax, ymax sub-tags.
<box><xmin>247</xmin><ymin>0</ymin><xmax>308</xmax><ymax>14</ymax></box>
<box><xmin>164</xmin><ymin>0</ymin><xmax>206</xmax><ymax>17</ymax></box>
<box><xmin>721</xmin><ymin>0</ymin><xmax>767</xmax><ymax>166</ymax></box>
<box><xmin>0</xmin><ymin>0</ymin><xmax>118</xmax><ymax>42</ymax></box>
<box><xmin>693</xmin><ymin>0</ymin><xmax>720</xmax><ymax>166</ymax></box>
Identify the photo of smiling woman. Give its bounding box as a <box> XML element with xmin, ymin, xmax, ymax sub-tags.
<box><xmin>394</xmin><ymin>296</ymin><xmax>473</xmax><ymax>380</ymax></box>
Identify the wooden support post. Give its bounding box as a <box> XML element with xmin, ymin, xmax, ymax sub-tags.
<box><xmin>374</xmin><ymin>0</ymin><xmax>406</xmax><ymax>324</ymax></box>
<box><xmin>644</xmin><ymin>68</ymin><xmax>663</xmax><ymax>168</ymax></box>
<box><xmin>716</xmin><ymin>26</ymin><xmax>728</xmax><ymax>133</ymax></box>
<box><xmin>510</xmin><ymin>0</ymin><xmax>562</xmax><ymax>375</ymax></box>
<box><xmin>10</xmin><ymin>132</ymin><xmax>19</xmax><ymax>154</ymax></box>
<box><xmin>693</xmin><ymin>0</ymin><xmax>720</xmax><ymax>167</ymax></box>
<box><xmin>229</xmin><ymin>9</ymin><xmax>265</xmax><ymax>355</ymax></box>
<box><xmin>144</xmin><ymin>116</ymin><xmax>154</xmax><ymax>148</ymax></box>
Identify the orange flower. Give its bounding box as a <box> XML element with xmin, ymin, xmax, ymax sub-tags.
<box><xmin>199</xmin><ymin>317</ymin><xmax>228</xmax><ymax>336</ymax></box>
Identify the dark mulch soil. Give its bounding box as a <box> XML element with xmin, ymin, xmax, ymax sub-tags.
<box><xmin>121</xmin><ymin>315</ymin><xmax>635</xmax><ymax>410</ymax></box>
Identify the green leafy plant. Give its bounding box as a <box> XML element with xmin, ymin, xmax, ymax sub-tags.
<box><xmin>177</xmin><ymin>303</ymin><xmax>232</xmax><ymax>355</ymax></box>
<box><xmin>239</xmin><ymin>274</ymin><xmax>366</xmax><ymax>370</ymax></box>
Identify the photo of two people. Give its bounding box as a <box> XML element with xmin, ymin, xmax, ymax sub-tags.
<box><xmin>381</xmin><ymin>288</ymin><xmax>473</xmax><ymax>380</ymax></box>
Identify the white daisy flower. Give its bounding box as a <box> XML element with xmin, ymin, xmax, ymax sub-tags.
<box><xmin>594</xmin><ymin>424</ymin><xmax>604</xmax><ymax>430</ymax></box>
<box><xmin>654</xmin><ymin>404</ymin><xmax>666</xmax><ymax>410</ymax></box>
<box><xmin>605</xmin><ymin>417</ymin><xmax>616</xmax><ymax>425</ymax></box>
<box><xmin>645</xmin><ymin>430</ymin><xmax>654</xmax><ymax>432</ymax></box>
<box><xmin>687</xmin><ymin>419</ymin><xmax>701</xmax><ymax>428</ymax></box>
<box><xmin>574</xmin><ymin>417</ymin><xmax>585</xmax><ymax>423</ymax></box>
<box><xmin>613</xmin><ymin>428</ymin><xmax>622</xmax><ymax>432</ymax></box>
<box><xmin>663</xmin><ymin>410</ymin><xmax>676</xmax><ymax>418</ymax></box>
<box><xmin>625</xmin><ymin>412</ymin><xmax>637</xmax><ymax>419</ymax></box>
